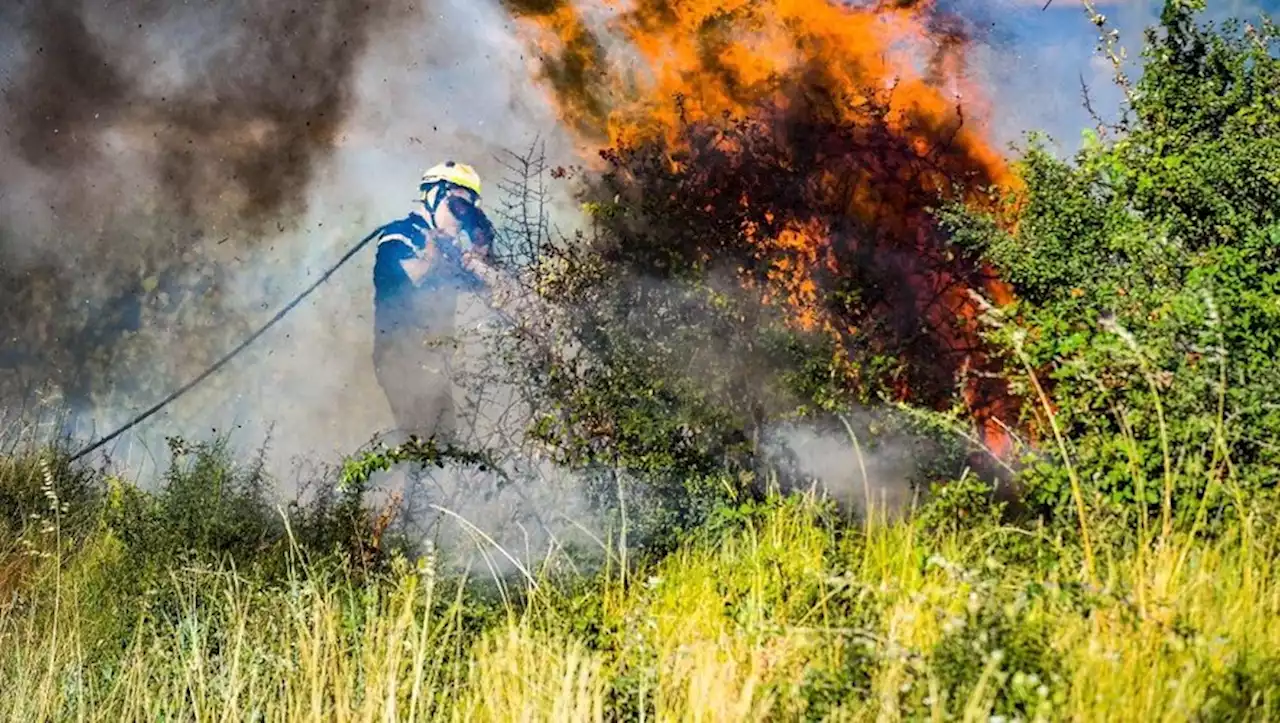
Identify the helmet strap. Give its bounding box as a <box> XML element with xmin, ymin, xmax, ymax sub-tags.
<box><xmin>420</xmin><ymin>180</ymin><xmax>450</xmax><ymax>229</ymax></box>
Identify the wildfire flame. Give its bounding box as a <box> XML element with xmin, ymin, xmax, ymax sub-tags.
<box><xmin>504</xmin><ymin>0</ymin><xmax>1026</xmax><ymax>460</ymax></box>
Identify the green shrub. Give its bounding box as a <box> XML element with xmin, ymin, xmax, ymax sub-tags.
<box><xmin>1201</xmin><ymin>650</ymin><xmax>1280</xmax><ymax>722</ymax></box>
<box><xmin>0</xmin><ymin>442</ymin><xmax>102</xmax><ymax>545</ymax></box>
<box><xmin>941</xmin><ymin>1</ymin><xmax>1280</xmax><ymax>531</ymax></box>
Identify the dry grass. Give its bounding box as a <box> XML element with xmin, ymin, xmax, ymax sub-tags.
<box><xmin>1</xmin><ymin>475</ymin><xmax>1278</xmax><ymax>722</ymax></box>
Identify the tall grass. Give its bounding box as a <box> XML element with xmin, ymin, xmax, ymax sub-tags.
<box><xmin>2</xmin><ymin>446</ymin><xmax>1279</xmax><ymax>721</ymax></box>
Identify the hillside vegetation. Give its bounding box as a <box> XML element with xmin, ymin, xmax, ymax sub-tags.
<box><xmin>4</xmin><ymin>2</ymin><xmax>1280</xmax><ymax>720</ymax></box>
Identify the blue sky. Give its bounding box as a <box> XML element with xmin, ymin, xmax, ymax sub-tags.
<box><xmin>943</xmin><ymin>0</ymin><xmax>1279</xmax><ymax>154</ymax></box>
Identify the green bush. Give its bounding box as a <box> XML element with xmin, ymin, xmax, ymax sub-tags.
<box><xmin>0</xmin><ymin>434</ymin><xmax>431</xmax><ymax>670</ymax></box>
<box><xmin>941</xmin><ymin>1</ymin><xmax>1280</xmax><ymax>530</ymax></box>
<box><xmin>0</xmin><ymin>442</ymin><xmax>103</xmax><ymax>545</ymax></box>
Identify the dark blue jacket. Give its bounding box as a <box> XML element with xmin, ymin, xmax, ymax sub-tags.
<box><xmin>372</xmin><ymin>214</ymin><xmax>480</xmax><ymax>342</ymax></box>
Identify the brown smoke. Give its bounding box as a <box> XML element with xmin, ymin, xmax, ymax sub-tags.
<box><xmin>5</xmin><ymin>0</ymin><xmax>404</xmax><ymax>234</ymax></box>
<box><xmin>0</xmin><ymin>0</ymin><xmax>411</xmax><ymax>422</ymax></box>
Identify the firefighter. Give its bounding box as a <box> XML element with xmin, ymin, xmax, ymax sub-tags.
<box><xmin>371</xmin><ymin>160</ymin><xmax>497</xmax><ymax>447</ymax></box>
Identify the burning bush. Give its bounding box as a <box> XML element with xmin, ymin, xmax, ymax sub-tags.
<box><xmin>505</xmin><ymin>0</ymin><xmax>1026</xmax><ymax>460</ymax></box>
<box><xmin>579</xmin><ymin>91</ymin><xmax>1021</xmax><ymax>454</ymax></box>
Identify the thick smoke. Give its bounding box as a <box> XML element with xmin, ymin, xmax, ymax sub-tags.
<box><xmin>0</xmin><ymin>0</ymin><xmax>414</xmax><ymax>433</ymax></box>
<box><xmin>1</xmin><ymin>0</ymin><xmax>412</xmax><ymax>250</ymax></box>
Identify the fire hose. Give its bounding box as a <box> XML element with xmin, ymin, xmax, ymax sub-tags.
<box><xmin>69</xmin><ymin>222</ymin><xmax>395</xmax><ymax>463</ymax></box>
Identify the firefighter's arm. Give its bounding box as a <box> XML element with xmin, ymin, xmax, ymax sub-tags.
<box><xmin>377</xmin><ymin>233</ymin><xmax>437</xmax><ymax>286</ymax></box>
<box><xmin>398</xmin><ymin>248</ymin><xmax>436</xmax><ymax>285</ymax></box>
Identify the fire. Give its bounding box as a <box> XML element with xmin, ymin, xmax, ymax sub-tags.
<box><xmin>504</xmin><ymin>0</ymin><xmax>1027</xmax><ymax>460</ymax></box>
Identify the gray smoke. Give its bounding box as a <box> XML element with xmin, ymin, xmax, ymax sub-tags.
<box><xmin>1</xmin><ymin>0</ymin><xmax>411</xmax><ymax>252</ymax></box>
<box><xmin>0</xmin><ymin>0</ymin><xmax>418</xmax><ymax>443</ymax></box>
<box><xmin>759</xmin><ymin>415</ymin><xmax>942</xmax><ymax>521</ymax></box>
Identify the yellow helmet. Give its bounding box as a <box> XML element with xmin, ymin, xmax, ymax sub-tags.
<box><xmin>420</xmin><ymin>160</ymin><xmax>482</xmax><ymax>200</ymax></box>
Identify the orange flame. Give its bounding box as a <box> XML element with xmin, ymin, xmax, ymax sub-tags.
<box><xmin>506</xmin><ymin>0</ymin><xmax>1026</xmax><ymax>460</ymax></box>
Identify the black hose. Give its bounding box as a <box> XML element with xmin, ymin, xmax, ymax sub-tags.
<box><xmin>69</xmin><ymin>223</ymin><xmax>389</xmax><ymax>464</ymax></box>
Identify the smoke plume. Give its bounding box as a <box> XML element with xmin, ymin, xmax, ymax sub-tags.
<box><xmin>0</xmin><ymin>0</ymin><xmax>413</xmax><ymax>429</ymax></box>
<box><xmin>2</xmin><ymin>0</ymin><xmax>413</xmax><ymax>246</ymax></box>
